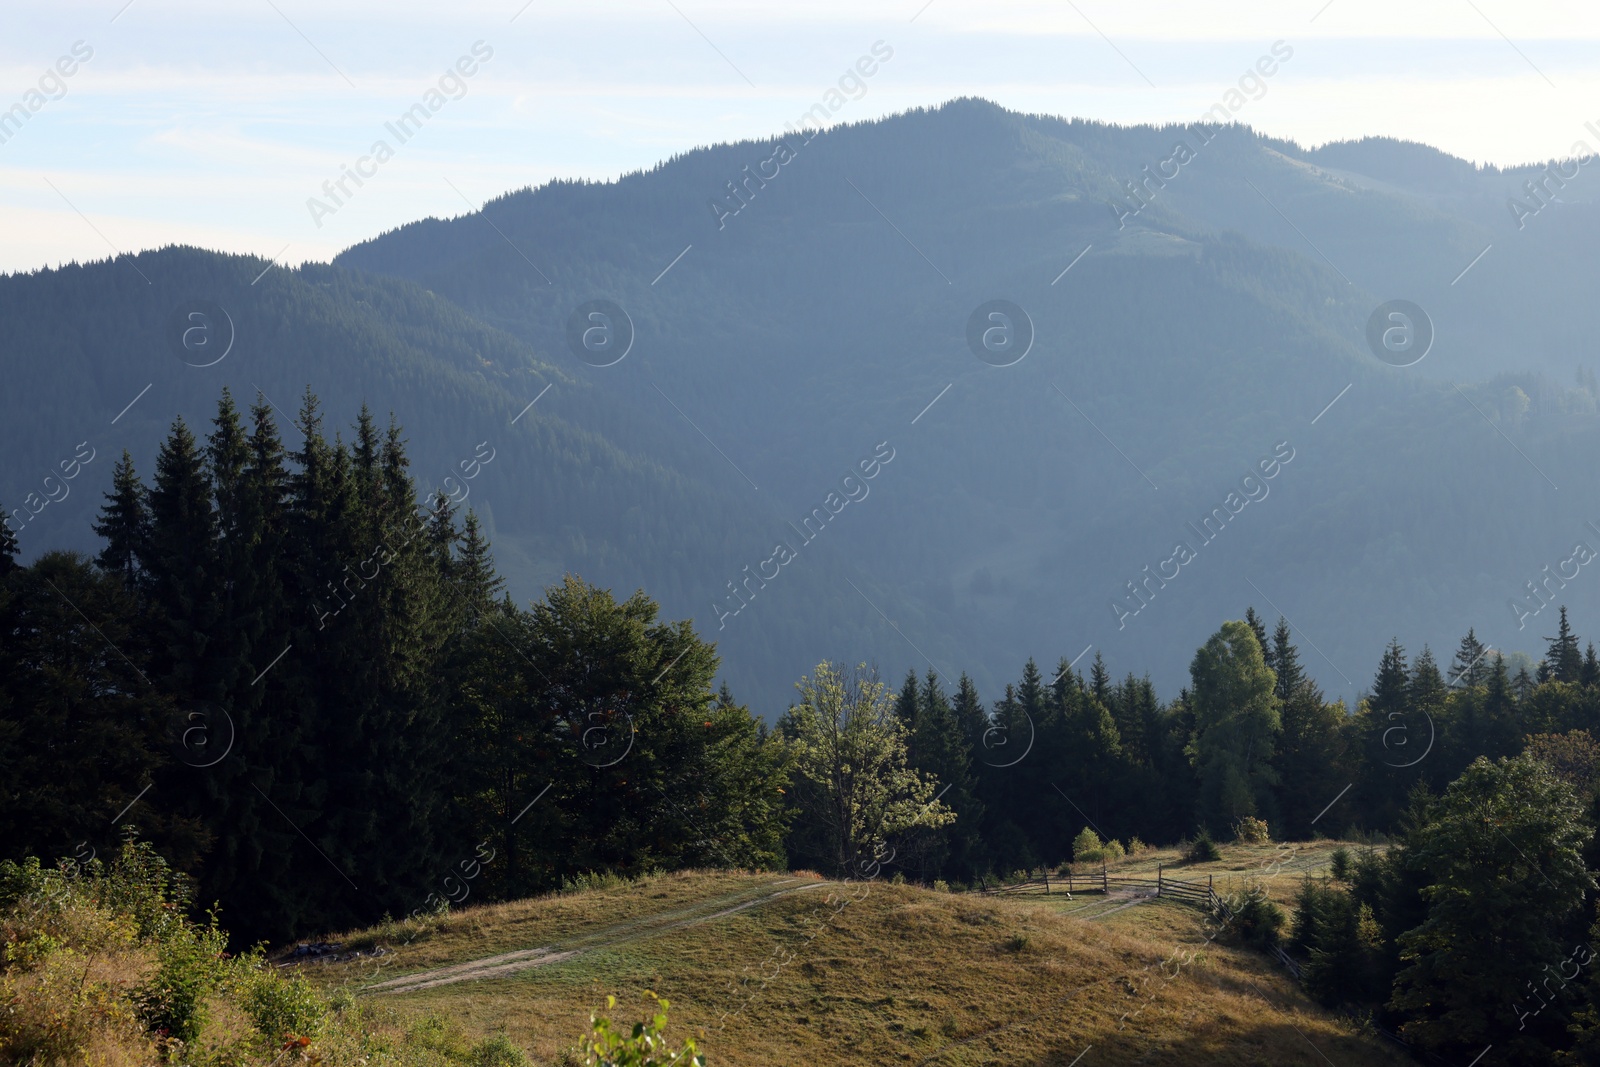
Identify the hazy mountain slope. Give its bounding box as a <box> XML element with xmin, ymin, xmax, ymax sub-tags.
<box><xmin>0</xmin><ymin>246</ymin><xmax>901</xmax><ymax>705</ymax></box>
<box><xmin>330</xmin><ymin>99</ymin><xmax>1600</xmax><ymax>708</ymax></box>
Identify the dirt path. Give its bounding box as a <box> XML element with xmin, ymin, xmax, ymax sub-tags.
<box><xmin>364</xmin><ymin>877</ymin><xmax>835</xmax><ymax>995</ymax></box>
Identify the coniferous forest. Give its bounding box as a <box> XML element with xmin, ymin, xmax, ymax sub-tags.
<box><xmin>11</xmin><ymin>388</ymin><xmax>1600</xmax><ymax>1063</ymax></box>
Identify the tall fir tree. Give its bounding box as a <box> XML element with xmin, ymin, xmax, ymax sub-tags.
<box><xmin>1543</xmin><ymin>606</ymin><xmax>1583</xmax><ymax>684</ymax></box>
<box><xmin>1449</xmin><ymin>627</ymin><xmax>1490</xmax><ymax>687</ymax></box>
<box><xmin>1270</xmin><ymin>617</ymin><xmax>1303</xmax><ymax>703</ymax></box>
<box><xmin>139</xmin><ymin>418</ymin><xmax>220</xmax><ymax>707</ymax></box>
<box><xmin>92</xmin><ymin>450</ymin><xmax>148</xmax><ymax>590</ymax></box>
<box><xmin>1246</xmin><ymin>606</ymin><xmax>1274</xmax><ymax>674</ymax></box>
<box><xmin>1356</xmin><ymin>639</ymin><xmax>1411</xmax><ymax>830</ymax></box>
<box><xmin>454</xmin><ymin>510</ymin><xmax>505</xmax><ymax>622</ymax></box>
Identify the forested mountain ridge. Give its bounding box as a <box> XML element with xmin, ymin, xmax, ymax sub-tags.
<box><xmin>335</xmin><ymin>97</ymin><xmax>1600</xmax><ymax>707</ymax></box>
<box><xmin>7</xmin><ymin>99</ymin><xmax>1600</xmax><ymax>709</ymax></box>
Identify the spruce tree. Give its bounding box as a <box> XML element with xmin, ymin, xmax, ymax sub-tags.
<box><xmin>92</xmin><ymin>450</ymin><xmax>148</xmax><ymax>591</ymax></box>
<box><xmin>1246</xmin><ymin>606</ymin><xmax>1273</xmax><ymax>674</ymax></box>
<box><xmin>0</xmin><ymin>552</ymin><xmax>205</xmax><ymax>869</ymax></box>
<box><xmin>140</xmin><ymin>418</ymin><xmax>219</xmax><ymax>706</ymax></box>
<box><xmin>1270</xmin><ymin>617</ymin><xmax>1304</xmax><ymax>703</ymax></box>
<box><xmin>1357</xmin><ymin>640</ymin><xmax>1413</xmax><ymax>830</ymax></box>
<box><xmin>1270</xmin><ymin>623</ymin><xmax>1350</xmax><ymax>839</ymax></box>
<box><xmin>951</xmin><ymin>673</ymin><xmax>989</xmax><ymax>758</ymax></box>
<box><xmin>455</xmin><ymin>510</ymin><xmax>505</xmax><ymax>622</ymax></box>
<box><xmin>1449</xmin><ymin>628</ymin><xmax>1490</xmax><ymax>687</ymax></box>
<box><xmin>1545</xmin><ymin>607</ymin><xmax>1583</xmax><ymax>684</ymax></box>
<box><xmin>919</xmin><ymin>670</ymin><xmax>984</xmax><ymax>879</ymax></box>
<box><xmin>1089</xmin><ymin>651</ymin><xmax>1110</xmax><ymax>705</ymax></box>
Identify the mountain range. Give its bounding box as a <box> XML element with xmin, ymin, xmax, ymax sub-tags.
<box><xmin>6</xmin><ymin>97</ymin><xmax>1599</xmax><ymax>712</ymax></box>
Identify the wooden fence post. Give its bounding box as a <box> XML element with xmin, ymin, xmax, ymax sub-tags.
<box><xmin>1102</xmin><ymin>860</ymin><xmax>1107</xmax><ymax>893</ymax></box>
<box><xmin>1044</xmin><ymin>868</ymin><xmax>1050</xmax><ymax>895</ymax></box>
<box><xmin>1157</xmin><ymin>864</ymin><xmax>1163</xmax><ymax>897</ymax></box>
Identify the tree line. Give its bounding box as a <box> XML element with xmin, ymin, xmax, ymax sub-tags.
<box><xmin>4</xmin><ymin>388</ymin><xmax>1599</xmax><ymax>950</ymax></box>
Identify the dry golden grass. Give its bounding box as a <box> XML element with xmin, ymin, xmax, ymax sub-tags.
<box><xmin>300</xmin><ymin>842</ymin><xmax>1407</xmax><ymax>1066</ymax></box>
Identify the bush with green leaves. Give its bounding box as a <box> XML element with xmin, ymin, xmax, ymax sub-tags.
<box><xmin>579</xmin><ymin>993</ymin><xmax>704</xmax><ymax>1066</ymax></box>
<box><xmin>236</xmin><ymin>960</ymin><xmax>328</xmax><ymax>1045</ymax></box>
<box><xmin>1071</xmin><ymin>828</ymin><xmax>1124</xmax><ymax>864</ymax></box>
<box><xmin>1233</xmin><ymin>816</ymin><xmax>1271</xmax><ymax>844</ymax></box>
<box><xmin>132</xmin><ymin>915</ymin><xmax>228</xmax><ymax>1047</ymax></box>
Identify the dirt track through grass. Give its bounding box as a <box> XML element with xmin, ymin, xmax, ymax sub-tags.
<box><xmin>363</xmin><ymin>876</ymin><xmax>835</xmax><ymax>995</ymax></box>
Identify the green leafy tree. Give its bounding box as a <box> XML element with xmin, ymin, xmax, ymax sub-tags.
<box><xmin>1390</xmin><ymin>755</ymin><xmax>1593</xmax><ymax>1064</ymax></box>
<box><xmin>1186</xmin><ymin>620</ymin><xmax>1280</xmax><ymax>833</ymax></box>
<box><xmin>780</xmin><ymin>662</ymin><xmax>953</xmax><ymax>877</ymax></box>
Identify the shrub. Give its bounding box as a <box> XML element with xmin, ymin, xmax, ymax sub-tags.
<box><xmin>1328</xmin><ymin>847</ymin><xmax>1352</xmax><ymax>881</ymax></box>
<box><xmin>236</xmin><ymin>960</ymin><xmax>328</xmax><ymax>1044</ymax></box>
<box><xmin>472</xmin><ymin>1032</ymin><xmax>532</xmax><ymax>1066</ymax></box>
<box><xmin>132</xmin><ymin>917</ymin><xmax>227</xmax><ymax>1048</ymax></box>
<box><xmin>1126</xmin><ymin>837</ymin><xmax>1148</xmax><ymax>855</ymax></box>
<box><xmin>1221</xmin><ymin>886</ymin><xmax>1285</xmax><ymax>949</ymax></box>
<box><xmin>0</xmin><ymin>835</ymin><xmax>546</xmax><ymax>1067</ymax></box>
<box><xmin>1233</xmin><ymin>816</ymin><xmax>1271</xmax><ymax>844</ymax></box>
<box><xmin>1186</xmin><ymin>830</ymin><xmax>1222</xmax><ymax>863</ymax></box>
<box><xmin>1072</xmin><ymin>828</ymin><xmax>1108</xmax><ymax>863</ymax></box>
<box><xmin>1102</xmin><ymin>839</ymin><xmax>1126</xmax><ymax>862</ymax></box>
<box><xmin>579</xmin><ymin>993</ymin><xmax>704</xmax><ymax>1066</ymax></box>
<box><xmin>932</xmin><ymin>880</ymin><xmax>950</xmax><ymax>893</ymax></box>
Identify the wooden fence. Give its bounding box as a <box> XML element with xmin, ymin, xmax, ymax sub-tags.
<box><xmin>981</xmin><ymin>864</ymin><xmax>1220</xmax><ymax>909</ymax></box>
<box><xmin>980</xmin><ymin>866</ymin><xmax>1311</xmax><ymax>983</ymax></box>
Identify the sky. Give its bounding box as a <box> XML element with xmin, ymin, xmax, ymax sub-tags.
<box><xmin>2</xmin><ymin>0</ymin><xmax>1599</xmax><ymax>275</ymax></box>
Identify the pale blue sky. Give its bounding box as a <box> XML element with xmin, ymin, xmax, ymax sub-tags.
<box><xmin>3</xmin><ymin>0</ymin><xmax>1598</xmax><ymax>273</ymax></box>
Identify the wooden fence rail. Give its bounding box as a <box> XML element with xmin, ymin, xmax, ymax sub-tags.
<box><xmin>982</xmin><ymin>865</ymin><xmax>1221</xmax><ymax>908</ymax></box>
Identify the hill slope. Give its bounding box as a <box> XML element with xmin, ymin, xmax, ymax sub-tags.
<box><xmin>298</xmin><ymin>857</ymin><xmax>1409</xmax><ymax>1066</ymax></box>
